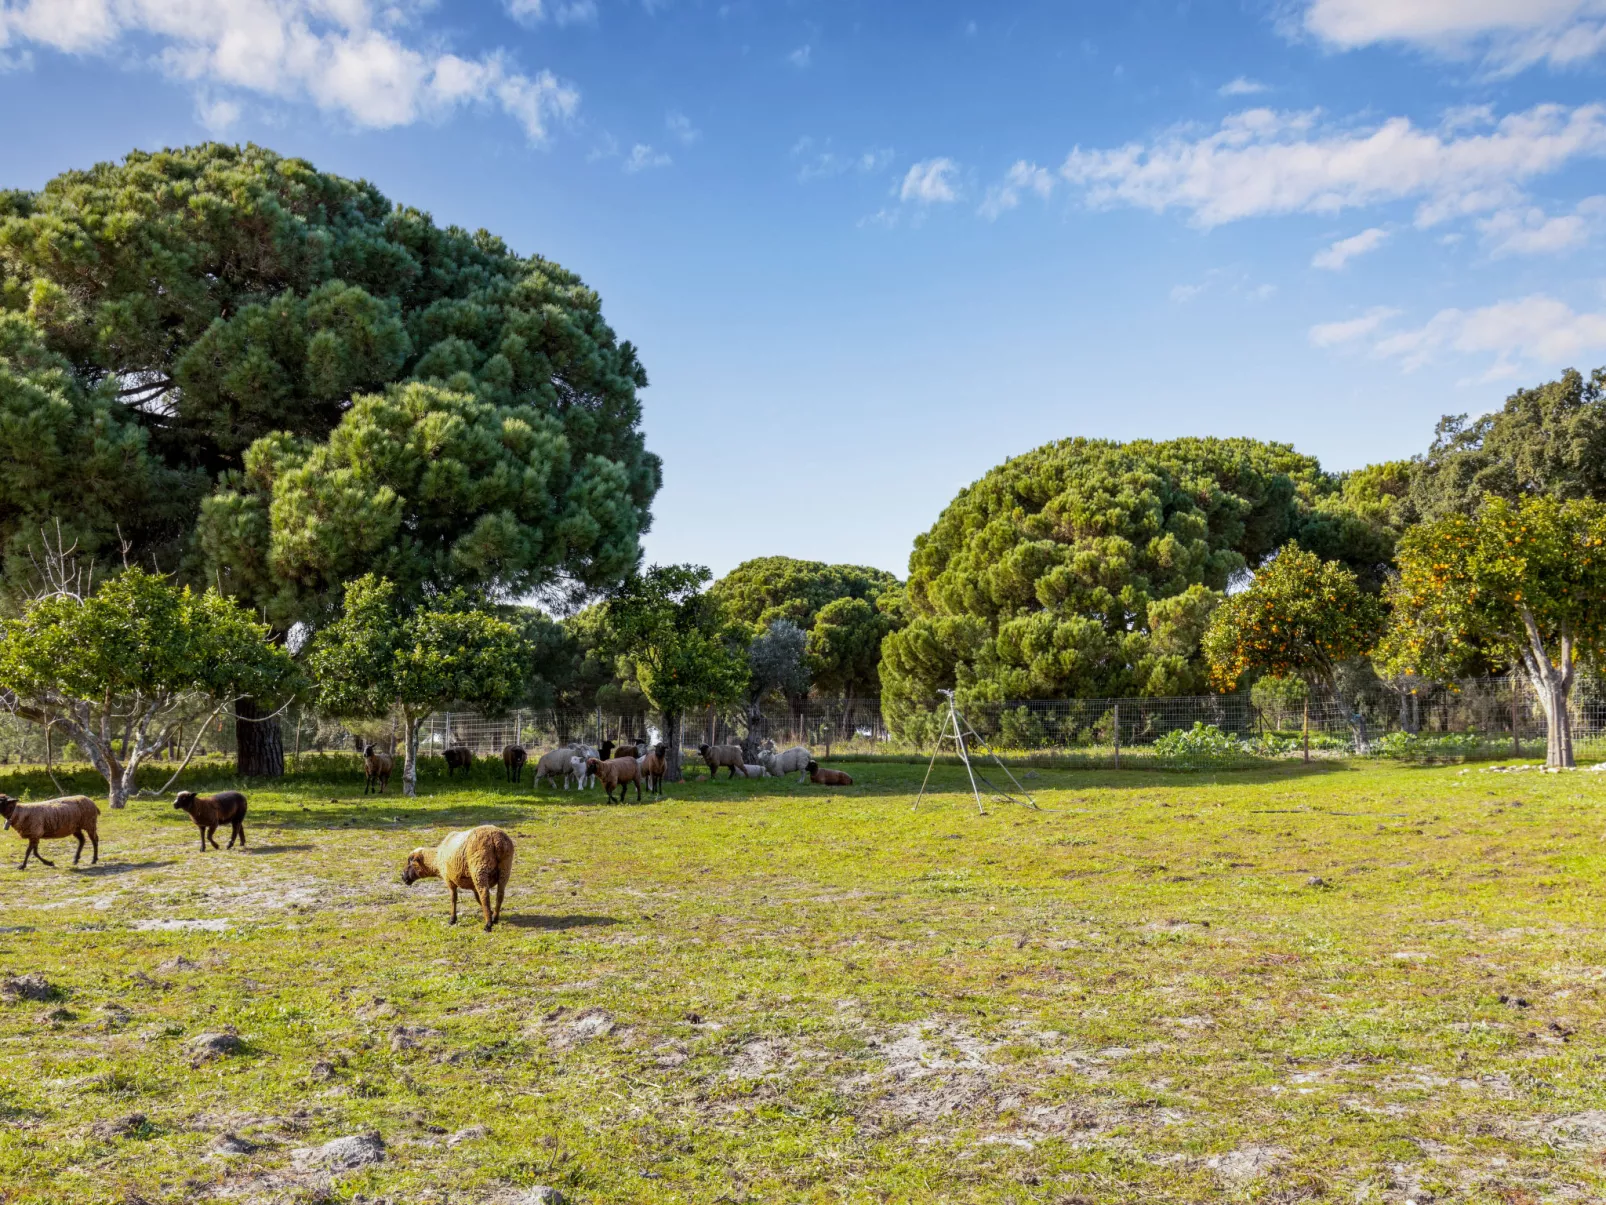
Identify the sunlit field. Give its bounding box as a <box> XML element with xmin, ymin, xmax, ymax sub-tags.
<box><xmin>1</xmin><ymin>757</ymin><xmax>1603</xmax><ymax>1204</ymax></box>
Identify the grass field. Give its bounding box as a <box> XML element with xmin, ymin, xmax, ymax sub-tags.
<box><xmin>0</xmin><ymin>757</ymin><xmax>1603</xmax><ymax>1204</ymax></box>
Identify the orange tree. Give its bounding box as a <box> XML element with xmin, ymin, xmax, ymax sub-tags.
<box><xmin>1203</xmin><ymin>544</ymin><xmax>1385</xmax><ymax>746</ymax></box>
<box><xmin>1387</xmin><ymin>497</ymin><xmax>1606</xmax><ymax>769</ymax></box>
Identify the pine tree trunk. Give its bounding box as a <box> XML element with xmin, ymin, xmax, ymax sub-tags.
<box><xmin>235</xmin><ymin>698</ymin><xmax>285</xmax><ymax>778</ymax></box>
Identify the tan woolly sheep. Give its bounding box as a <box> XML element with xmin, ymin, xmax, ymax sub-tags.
<box><xmin>402</xmin><ymin>825</ymin><xmax>515</xmax><ymax>931</ymax></box>
<box><xmin>587</xmin><ymin>756</ymin><xmax>643</xmax><ymax>804</ymax></box>
<box><xmin>0</xmin><ymin>794</ymin><xmax>100</xmax><ymax>869</ymax></box>
<box><xmin>639</xmin><ymin>744</ymin><xmax>668</xmax><ymax>794</ymax></box>
<box><xmin>363</xmin><ymin>745</ymin><xmax>393</xmax><ymax>795</ymax></box>
<box><xmin>697</xmin><ymin>743</ymin><xmax>745</xmax><ymax>780</ymax></box>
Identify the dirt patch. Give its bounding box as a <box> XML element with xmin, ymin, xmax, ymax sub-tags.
<box><xmin>540</xmin><ymin>1006</ymin><xmax>617</xmax><ymax>1048</ymax></box>
<box><xmin>856</xmin><ymin>1020</ymin><xmax>1001</xmax><ymax>1124</ymax></box>
<box><xmin>1206</xmin><ymin>1144</ymin><xmax>1288</xmax><ymax>1182</ymax></box>
<box><xmin>0</xmin><ymin>973</ymin><xmax>56</xmax><ymax>1002</ymax></box>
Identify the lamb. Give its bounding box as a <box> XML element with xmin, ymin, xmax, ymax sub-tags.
<box><xmin>806</xmin><ymin>760</ymin><xmax>854</xmax><ymax>786</ymax></box>
<box><xmin>639</xmin><ymin>744</ymin><xmax>668</xmax><ymax>794</ymax></box>
<box><xmin>402</xmin><ymin>825</ymin><xmax>515</xmax><ymax>931</ymax></box>
<box><xmin>698</xmin><ymin>743</ymin><xmax>746</xmax><ymax>780</ymax></box>
<box><xmin>0</xmin><ymin>794</ymin><xmax>99</xmax><ymax>869</ymax></box>
<box><xmin>758</xmin><ymin>744</ymin><xmax>813</xmax><ymax>782</ymax></box>
<box><xmin>587</xmin><ymin>756</ymin><xmax>643</xmax><ymax>804</ymax></box>
<box><xmin>533</xmin><ymin>747</ymin><xmax>583</xmax><ymax>790</ymax></box>
<box><xmin>173</xmin><ymin>790</ymin><xmax>248</xmax><ymax>852</ymax></box>
<box><xmin>502</xmin><ymin>745</ymin><xmax>528</xmax><ymax>783</ymax></box>
<box><xmin>443</xmin><ymin>748</ymin><xmax>473</xmax><ymax>778</ymax></box>
<box><xmin>363</xmin><ymin>745</ymin><xmax>393</xmax><ymax>795</ymax></box>
<box><xmin>741</xmin><ymin>764</ymin><xmax>768</xmax><ymax>778</ymax></box>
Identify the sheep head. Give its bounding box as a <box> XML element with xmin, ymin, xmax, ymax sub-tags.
<box><xmin>401</xmin><ymin>849</ymin><xmax>437</xmax><ymax>885</ymax></box>
<box><xmin>697</xmin><ymin>744</ymin><xmax>710</xmax><ymax>757</ymax></box>
<box><xmin>586</xmin><ymin>757</ymin><xmax>602</xmax><ymax>773</ymax></box>
<box><xmin>173</xmin><ymin>791</ymin><xmax>198</xmax><ymax>813</ymax></box>
<box><xmin>0</xmin><ymin>794</ymin><xmax>15</xmax><ymax>828</ymax></box>
<box><xmin>806</xmin><ymin>760</ymin><xmax>819</xmax><ymax>774</ymax></box>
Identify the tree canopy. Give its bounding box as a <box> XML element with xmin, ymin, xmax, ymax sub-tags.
<box><xmin>1411</xmin><ymin>367</ymin><xmax>1606</xmax><ymax>521</ymax></box>
<box><xmin>878</xmin><ymin>436</ymin><xmax>1394</xmax><ymax>731</ymax></box>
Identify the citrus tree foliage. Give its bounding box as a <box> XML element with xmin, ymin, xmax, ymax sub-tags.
<box><xmin>601</xmin><ymin>565</ymin><xmax>748</xmax><ymax>781</ymax></box>
<box><xmin>710</xmin><ymin>557</ymin><xmax>901</xmax><ymax>702</ymax></box>
<box><xmin>308</xmin><ymin>575</ymin><xmax>528</xmax><ymax>795</ymax></box>
<box><xmin>0</xmin><ymin>568</ymin><xmax>296</xmax><ymax>808</ymax></box>
<box><xmin>1203</xmin><ymin>544</ymin><xmax>1385</xmax><ymax>701</ymax></box>
<box><xmin>879</xmin><ymin>436</ymin><xmax>1392</xmax><ymax>734</ymax></box>
<box><xmin>1385</xmin><ymin>497</ymin><xmax>1606</xmax><ymax>768</ymax></box>
<box><xmin>1411</xmin><ymin>367</ymin><xmax>1606</xmax><ymax>521</ymax></box>
<box><xmin>0</xmin><ymin>142</ymin><xmax>659</xmax><ymax>602</ymax></box>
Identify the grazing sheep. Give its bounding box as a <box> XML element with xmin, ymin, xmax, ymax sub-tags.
<box><xmin>0</xmin><ymin>794</ymin><xmax>99</xmax><ymax>869</ymax></box>
<box><xmin>758</xmin><ymin>744</ymin><xmax>813</xmax><ymax>782</ymax></box>
<box><xmin>173</xmin><ymin>790</ymin><xmax>248</xmax><ymax>852</ymax></box>
<box><xmin>402</xmin><ymin>825</ymin><xmax>515</xmax><ymax>932</ymax></box>
<box><xmin>640</xmin><ymin>744</ymin><xmax>668</xmax><ymax>794</ymax></box>
<box><xmin>363</xmin><ymin>745</ymin><xmax>393</xmax><ymax>795</ymax></box>
<box><xmin>741</xmin><ymin>764</ymin><xmax>767</xmax><ymax>779</ymax></box>
<box><xmin>698</xmin><ymin>743</ymin><xmax>746</xmax><ymax>780</ymax></box>
<box><xmin>443</xmin><ymin>748</ymin><xmax>473</xmax><ymax>778</ymax></box>
<box><xmin>587</xmin><ymin>756</ymin><xmax>643</xmax><ymax>804</ymax></box>
<box><xmin>533</xmin><ymin>747</ymin><xmax>583</xmax><ymax>790</ymax></box>
<box><xmin>502</xmin><ymin>745</ymin><xmax>528</xmax><ymax>784</ymax></box>
<box><xmin>806</xmin><ymin>760</ymin><xmax>854</xmax><ymax>786</ymax></box>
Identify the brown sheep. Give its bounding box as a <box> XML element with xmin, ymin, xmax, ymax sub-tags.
<box><xmin>0</xmin><ymin>794</ymin><xmax>99</xmax><ymax>869</ymax></box>
<box><xmin>443</xmin><ymin>748</ymin><xmax>473</xmax><ymax>777</ymax></box>
<box><xmin>806</xmin><ymin>760</ymin><xmax>853</xmax><ymax>786</ymax></box>
<box><xmin>502</xmin><ymin>745</ymin><xmax>528</xmax><ymax>783</ymax></box>
<box><xmin>402</xmin><ymin>825</ymin><xmax>515</xmax><ymax>931</ymax></box>
<box><xmin>174</xmin><ymin>790</ymin><xmax>248</xmax><ymax>851</ymax></box>
<box><xmin>586</xmin><ymin>756</ymin><xmax>643</xmax><ymax>804</ymax></box>
<box><xmin>698</xmin><ymin>743</ymin><xmax>745</xmax><ymax>780</ymax></box>
<box><xmin>639</xmin><ymin>744</ymin><xmax>668</xmax><ymax>794</ymax></box>
<box><xmin>363</xmin><ymin>745</ymin><xmax>393</xmax><ymax>795</ymax></box>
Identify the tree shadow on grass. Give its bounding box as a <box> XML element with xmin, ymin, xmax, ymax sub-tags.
<box><xmin>502</xmin><ymin>914</ymin><xmax>621</xmax><ymax>932</ymax></box>
<box><xmin>75</xmin><ymin>860</ymin><xmax>176</xmax><ymax>876</ymax></box>
<box><xmin>240</xmin><ymin>844</ymin><xmax>316</xmax><ymax>855</ymax></box>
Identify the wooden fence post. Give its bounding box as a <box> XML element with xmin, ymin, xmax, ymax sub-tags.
<box><xmin>1113</xmin><ymin>703</ymin><xmax>1121</xmax><ymax>770</ymax></box>
<box><xmin>1512</xmin><ymin>683</ymin><xmax>1521</xmax><ymax>759</ymax></box>
<box><xmin>1303</xmin><ymin>699</ymin><xmax>1310</xmax><ymax>764</ymax></box>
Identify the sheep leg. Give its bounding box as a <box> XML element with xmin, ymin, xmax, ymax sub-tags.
<box><xmin>73</xmin><ymin>833</ymin><xmax>85</xmax><ymax>866</ymax></box>
<box><xmin>28</xmin><ymin>842</ymin><xmax>54</xmax><ymax>868</ymax></box>
<box><xmin>475</xmin><ymin>882</ymin><xmax>494</xmax><ymax>931</ymax></box>
<box><xmin>633</xmin><ymin>778</ymin><xmax>641</xmax><ymax>803</ymax></box>
<box><xmin>448</xmin><ymin>884</ymin><xmax>459</xmax><ymax>926</ymax></box>
<box><xmin>18</xmin><ymin>840</ymin><xmax>33</xmax><ymax>870</ymax></box>
<box><xmin>208</xmin><ymin>826</ymin><xmax>221</xmax><ymax>851</ymax></box>
<box><xmin>89</xmin><ymin>830</ymin><xmax>98</xmax><ymax>865</ymax></box>
<box><xmin>198</xmin><ymin>829</ymin><xmax>208</xmax><ymax>852</ymax></box>
<box><xmin>493</xmin><ymin>878</ymin><xmax>505</xmax><ymax>924</ymax></box>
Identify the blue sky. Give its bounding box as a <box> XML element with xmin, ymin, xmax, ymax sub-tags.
<box><xmin>3</xmin><ymin>0</ymin><xmax>1605</xmax><ymax>580</ymax></box>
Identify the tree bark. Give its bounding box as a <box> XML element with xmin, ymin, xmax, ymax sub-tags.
<box><xmin>235</xmin><ymin>697</ymin><xmax>285</xmax><ymax>777</ymax></box>
<box><xmin>1518</xmin><ymin>606</ymin><xmax>1576</xmax><ymax>770</ymax></box>
<box><xmin>402</xmin><ymin>709</ymin><xmax>424</xmax><ymax>797</ymax></box>
<box><xmin>664</xmin><ymin>711</ymin><xmax>684</xmax><ymax>782</ymax></box>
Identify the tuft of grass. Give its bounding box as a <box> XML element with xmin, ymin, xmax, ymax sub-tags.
<box><xmin>0</xmin><ymin>759</ymin><xmax>1602</xmax><ymax>1202</ymax></box>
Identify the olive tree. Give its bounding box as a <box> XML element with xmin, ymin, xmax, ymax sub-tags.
<box><xmin>307</xmin><ymin>576</ymin><xmax>529</xmax><ymax>795</ymax></box>
<box><xmin>1387</xmin><ymin>497</ymin><xmax>1606</xmax><ymax>768</ymax></box>
<box><xmin>0</xmin><ymin>564</ymin><xmax>296</xmax><ymax>808</ymax></box>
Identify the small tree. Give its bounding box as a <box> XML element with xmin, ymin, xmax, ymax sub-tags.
<box><xmin>743</xmin><ymin>619</ymin><xmax>810</xmax><ymax>756</ymax></box>
<box><xmin>1388</xmin><ymin>497</ymin><xmax>1606</xmax><ymax>768</ymax></box>
<box><xmin>0</xmin><ymin>563</ymin><xmax>297</xmax><ymax>808</ymax></box>
<box><xmin>308</xmin><ymin>576</ymin><xmax>528</xmax><ymax>795</ymax></box>
<box><xmin>603</xmin><ymin>565</ymin><xmax>747</xmax><ymax>782</ymax></box>
<box><xmin>1203</xmin><ymin>544</ymin><xmax>1385</xmax><ymax>749</ymax></box>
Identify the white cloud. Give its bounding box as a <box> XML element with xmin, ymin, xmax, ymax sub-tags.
<box><xmin>1308</xmin><ymin>306</ymin><xmax>1401</xmax><ymax>347</ymax></box>
<box><xmin>1301</xmin><ymin>0</ymin><xmax>1606</xmax><ymax>72</ymax></box>
<box><xmin>793</xmin><ymin>138</ymin><xmax>895</xmax><ymax>182</ymax></box>
<box><xmin>623</xmin><ymin>143</ymin><xmax>671</xmax><ymax>173</ymax></box>
<box><xmin>506</xmin><ymin>0</ymin><xmax>597</xmax><ymax>26</ymax></box>
<box><xmin>1372</xmin><ymin>295</ymin><xmax>1606</xmax><ymax>371</ymax></box>
<box><xmin>1312</xmin><ymin>226</ymin><xmax>1389</xmax><ymax>269</ymax></box>
<box><xmin>1476</xmin><ymin>197</ymin><xmax>1606</xmax><ymax>255</ymax></box>
<box><xmin>1170</xmin><ymin>282</ymin><xmax>1206</xmax><ymax>303</ymax></box>
<box><xmin>1219</xmin><ymin>76</ymin><xmax>1268</xmax><ymax>96</ymax></box>
<box><xmin>1059</xmin><ymin>103</ymin><xmax>1606</xmax><ymax>228</ymax></box>
<box><xmin>788</xmin><ymin>43</ymin><xmax>811</xmax><ymax>68</ymax></box>
<box><xmin>195</xmin><ymin>92</ymin><xmax>241</xmax><ymax>133</ymax></box>
<box><xmin>666</xmin><ymin>110</ymin><xmax>700</xmax><ymax>144</ymax></box>
<box><xmin>0</xmin><ymin>0</ymin><xmax>579</xmax><ymax>141</ymax></box>
<box><xmin>979</xmin><ymin>160</ymin><xmax>1054</xmax><ymax>219</ymax></box>
<box><xmin>900</xmin><ymin>157</ymin><xmax>961</xmax><ymax>204</ymax></box>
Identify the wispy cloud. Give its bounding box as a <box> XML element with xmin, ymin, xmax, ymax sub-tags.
<box><xmin>507</xmin><ymin>0</ymin><xmax>599</xmax><ymax>26</ymax></box>
<box><xmin>1308</xmin><ymin>306</ymin><xmax>1402</xmax><ymax>347</ymax></box>
<box><xmin>666</xmin><ymin>110</ymin><xmax>700</xmax><ymax>144</ymax></box>
<box><xmin>0</xmin><ymin>0</ymin><xmax>580</xmax><ymax>141</ymax></box>
<box><xmin>1219</xmin><ymin>76</ymin><xmax>1269</xmax><ymax>96</ymax></box>
<box><xmin>900</xmin><ymin>158</ymin><xmax>961</xmax><ymax>204</ymax></box>
<box><xmin>1374</xmin><ymin>295</ymin><xmax>1606</xmax><ymax>372</ymax></box>
<box><xmin>1299</xmin><ymin>0</ymin><xmax>1606</xmax><ymax>73</ymax></box>
<box><xmin>979</xmin><ymin>160</ymin><xmax>1055</xmax><ymax>219</ymax></box>
<box><xmin>1170</xmin><ymin>282</ymin><xmax>1207</xmax><ymax>304</ymax></box>
<box><xmin>792</xmin><ymin>137</ymin><xmax>894</xmax><ymax>182</ymax></box>
<box><xmin>1312</xmin><ymin>227</ymin><xmax>1389</xmax><ymax>269</ymax></box>
<box><xmin>623</xmin><ymin>143</ymin><xmax>671</xmax><ymax>173</ymax></box>
<box><xmin>1477</xmin><ymin>198</ymin><xmax>1606</xmax><ymax>255</ymax></box>
<box><xmin>788</xmin><ymin>43</ymin><xmax>812</xmax><ymax>68</ymax></box>
<box><xmin>1059</xmin><ymin>103</ymin><xmax>1606</xmax><ymax>228</ymax></box>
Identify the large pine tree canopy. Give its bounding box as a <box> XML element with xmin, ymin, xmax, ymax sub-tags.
<box><xmin>0</xmin><ymin>143</ymin><xmax>660</xmax><ymax>624</ymax></box>
<box><xmin>879</xmin><ymin>435</ymin><xmax>1400</xmax><ymax>726</ymax></box>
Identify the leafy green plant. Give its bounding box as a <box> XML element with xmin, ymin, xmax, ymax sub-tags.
<box><xmin>1153</xmin><ymin>722</ymin><xmax>1249</xmax><ymax>763</ymax></box>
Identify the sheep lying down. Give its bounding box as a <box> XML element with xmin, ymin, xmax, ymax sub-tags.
<box><xmin>402</xmin><ymin>825</ymin><xmax>515</xmax><ymax>931</ymax></box>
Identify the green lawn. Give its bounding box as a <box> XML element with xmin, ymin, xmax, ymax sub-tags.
<box><xmin>0</xmin><ymin>757</ymin><xmax>1603</xmax><ymax>1204</ymax></box>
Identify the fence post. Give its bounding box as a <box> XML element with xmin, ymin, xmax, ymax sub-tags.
<box><xmin>1512</xmin><ymin>683</ymin><xmax>1521</xmax><ymax>759</ymax></box>
<box><xmin>1113</xmin><ymin>703</ymin><xmax>1120</xmax><ymax>770</ymax></box>
<box><xmin>1302</xmin><ymin>699</ymin><xmax>1310</xmax><ymax>764</ymax></box>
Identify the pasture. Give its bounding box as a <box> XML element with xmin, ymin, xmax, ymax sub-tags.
<box><xmin>0</xmin><ymin>759</ymin><xmax>1603</xmax><ymax>1204</ymax></box>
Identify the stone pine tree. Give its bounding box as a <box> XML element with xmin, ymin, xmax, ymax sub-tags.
<box><xmin>1387</xmin><ymin>497</ymin><xmax>1606</xmax><ymax>769</ymax></box>
<box><xmin>0</xmin><ymin>144</ymin><xmax>659</xmax><ymax>774</ymax></box>
<box><xmin>1202</xmin><ymin>544</ymin><xmax>1385</xmax><ymax>748</ymax></box>
<box><xmin>307</xmin><ymin>576</ymin><xmax>528</xmax><ymax>796</ymax></box>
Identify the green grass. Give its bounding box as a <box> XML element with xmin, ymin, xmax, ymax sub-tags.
<box><xmin>0</xmin><ymin>757</ymin><xmax>1604</xmax><ymax>1203</ymax></box>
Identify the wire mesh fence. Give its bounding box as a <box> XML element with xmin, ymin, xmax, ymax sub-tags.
<box><xmin>2</xmin><ymin>675</ymin><xmax>1601</xmax><ymax>776</ymax></box>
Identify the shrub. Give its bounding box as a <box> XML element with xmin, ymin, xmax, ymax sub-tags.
<box><xmin>1153</xmin><ymin>722</ymin><xmax>1249</xmax><ymax>763</ymax></box>
<box><xmin>1373</xmin><ymin>731</ymin><xmax>1483</xmax><ymax>761</ymax></box>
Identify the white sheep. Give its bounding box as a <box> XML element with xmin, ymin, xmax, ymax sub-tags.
<box><xmin>740</xmin><ymin>764</ymin><xmax>768</xmax><ymax>778</ymax></box>
<box><xmin>758</xmin><ymin>744</ymin><xmax>812</xmax><ymax>782</ymax></box>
